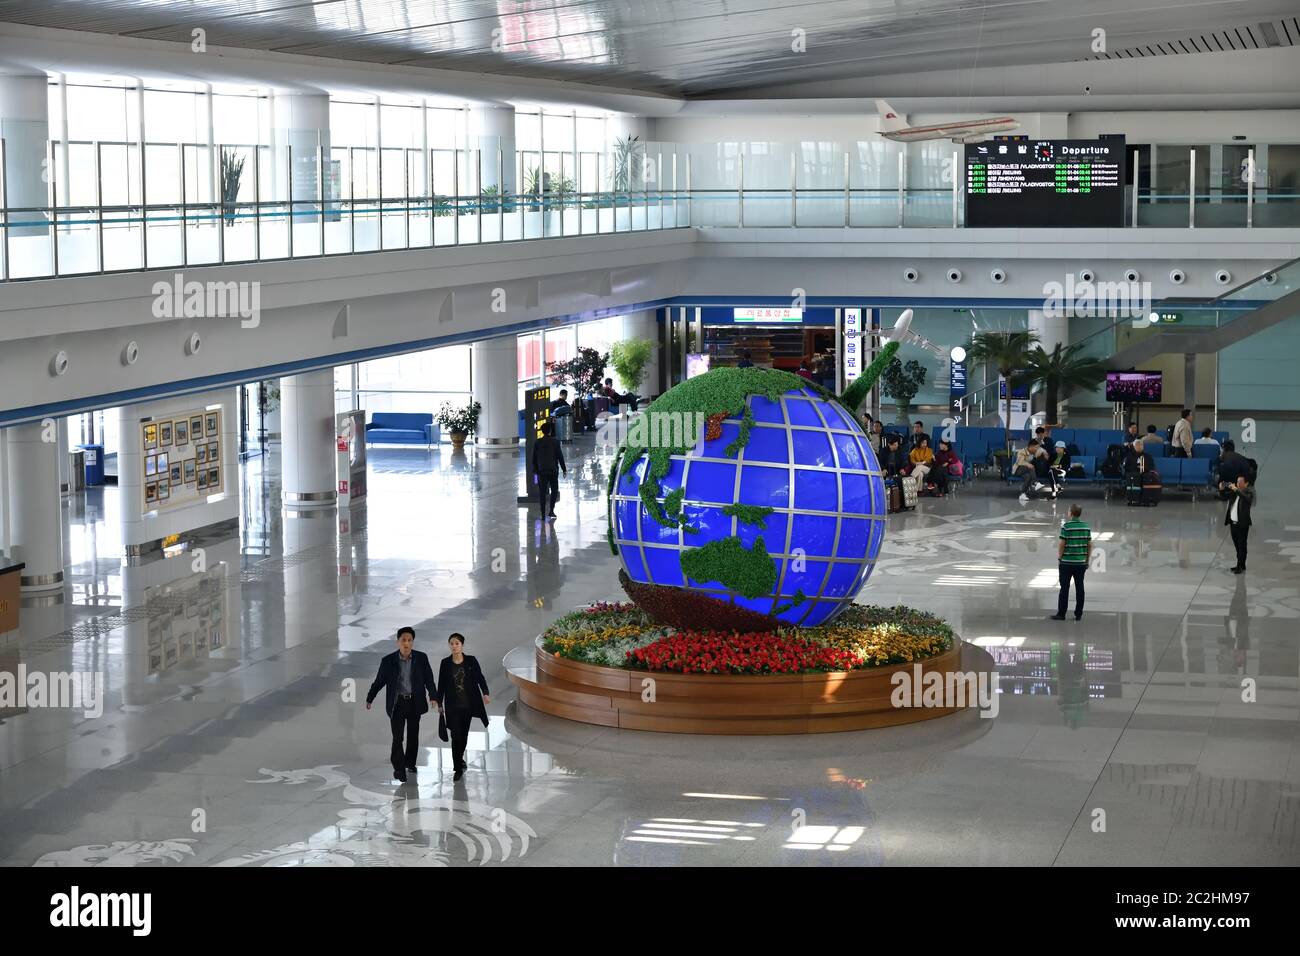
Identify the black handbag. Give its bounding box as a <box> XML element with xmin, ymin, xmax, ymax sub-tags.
<box><xmin>437</xmin><ymin>711</ymin><xmax>448</xmax><ymax>742</ymax></box>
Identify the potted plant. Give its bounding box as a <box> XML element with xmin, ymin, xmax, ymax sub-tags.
<box><xmin>609</xmin><ymin>338</ymin><xmax>655</xmax><ymax>395</ymax></box>
<box><xmin>880</xmin><ymin>357</ymin><xmax>929</xmax><ymax>425</ymax></box>
<box><xmin>221</xmin><ymin>150</ymin><xmax>245</xmax><ymax>224</ymax></box>
<box><xmin>436</xmin><ymin>400</ymin><xmax>481</xmax><ymax>450</ymax></box>
<box><xmin>1020</xmin><ymin>342</ymin><xmax>1108</xmax><ymax>424</ymax></box>
<box><xmin>546</xmin><ymin>347</ymin><xmax>609</xmax><ymax>430</ymax></box>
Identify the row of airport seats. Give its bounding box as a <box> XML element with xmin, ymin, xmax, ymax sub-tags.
<box><xmin>883</xmin><ymin>422</ymin><xmax>1230</xmax><ymax>495</ymax></box>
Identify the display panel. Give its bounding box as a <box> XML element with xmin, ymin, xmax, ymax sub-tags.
<box><xmin>1106</xmin><ymin>371</ymin><xmax>1162</xmax><ymax>403</ymax></box>
<box><xmin>965</xmin><ymin>138</ymin><xmax>1125</xmax><ymax>227</ymax></box>
<box><xmin>140</xmin><ymin>406</ymin><xmax>223</xmax><ymax>512</ymax></box>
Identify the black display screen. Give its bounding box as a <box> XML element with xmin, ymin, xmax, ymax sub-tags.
<box><xmin>965</xmin><ymin>139</ymin><xmax>1126</xmax><ymax>227</ymax></box>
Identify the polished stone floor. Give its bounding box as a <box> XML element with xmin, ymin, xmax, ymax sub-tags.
<box><xmin>2</xmin><ymin>422</ymin><xmax>1298</xmax><ymax>867</ymax></box>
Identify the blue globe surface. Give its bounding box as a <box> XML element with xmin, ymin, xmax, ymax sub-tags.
<box><xmin>609</xmin><ymin>386</ymin><xmax>887</xmax><ymax>627</ymax></box>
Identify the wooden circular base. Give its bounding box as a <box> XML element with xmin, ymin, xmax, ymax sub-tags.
<box><xmin>507</xmin><ymin>638</ymin><xmax>976</xmax><ymax>735</ymax></box>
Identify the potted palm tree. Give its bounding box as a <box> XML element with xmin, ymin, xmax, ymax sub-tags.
<box><xmin>609</xmin><ymin>338</ymin><xmax>655</xmax><ymax>396</ymax></box>
<box><xmin>880</xmin><ymin>357</ymin><xmax>928</xmax><ymax>425</ymax></box>
<box><xmin>1020</xmin><ymin>343</ymin><xmax>1109</xmax><ymax>424</ymax></box>
<box><xmin>966</xmin><ymin>330</ymin><xmax>1040</xmax><ymax>455</ymax></box>
<box><xmin>436</xmin><ymin>401</ymin><xmax>481</xmax><ymax>450</ymax></box>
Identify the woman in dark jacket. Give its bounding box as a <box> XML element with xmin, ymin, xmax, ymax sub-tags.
<box><xmin>435</xmin><ymin>633</ymin><xmax>490</xmax><ymax>781</ymax></box>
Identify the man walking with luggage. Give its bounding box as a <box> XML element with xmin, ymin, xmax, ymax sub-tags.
<box><xmin>532</xmin><ymin>419</ymin><xmax>566</xmax><ymax>520</ymax></box>
<box><xmin>1050</xmin><ymin>504</ymin><xmax>1092</xmax><ymax>621</ymax></box>
<box><xmin>1221</xmin><ymin>475</ymin><xmax>1255</xmax><ymax>574</ymax></box>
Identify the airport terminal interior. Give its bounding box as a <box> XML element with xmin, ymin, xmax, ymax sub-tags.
<box><xmin>0</xmin><ymin>0</ymin><xmax>1299</xmax><ymax>870</ymax></box>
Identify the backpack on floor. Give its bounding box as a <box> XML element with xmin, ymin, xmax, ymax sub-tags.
<box><xmin>1101</xmin><ymin>444</ymin><xmax>1125</xmax><ymax>479</ymax></box>
<box><xmin>1066</xmin><ymin>442</ymin><xmax>1081</xmax><ymax>457</ymax></box>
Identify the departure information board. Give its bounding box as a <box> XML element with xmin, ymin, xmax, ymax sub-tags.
<box><xmin>965</xmin><ymin>138</ymin><xmax>1125</xmax><ymax>227</ymax></box>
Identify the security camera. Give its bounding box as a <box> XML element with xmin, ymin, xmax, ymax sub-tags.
<box><xmin>1124</xmin><ymin>268</ymin><xmax>1140</xmax><ymax>283</ymax></box>
<box><xmin>1078</xmin><ymin>269</ymin><xmax>1095</xmax><ymax>284</ymax></box>
<box><xmin>186</xmin><ymin>332</ymin><xmax>203</xmax><ymax>355</ymax></box>
<box><xmin>1215</xmin><ymin>269</ymin><xmax>1232</xmax><ymax>285</ymax></box>
<box><xmin>49</xmin><ymin>350</ymin><xmax>69</xmax><ymax>377</ymax></box>
<box><xmin>989</xmin><ymin>268</ymin><xmax>1006</xmax><ymax>284</ymax></box>
<box><xmin>903</xmin><ymin>267</ymin><xmax>920</xmax><ymax>283</ymax></box>
<box><xmin>1169</xmin><ymin>269</ymin><xmax>1186</xmax><ymax>285</ymax></box>
<box><xmin>946</xmin><ymin>268</ymin><xmax>963</xmax><ymax>283</ymax></box>
<box><xmin>121</xmin><ymin>341</ymin><xmax>139</xmax><ymax>366</ymax></box>
<box><xmin>1262</xmin><ymin>272</ymin><xmax>1278</xmax><ymax>285</ymax></box>
<box><xmin>1083</xmin><ymin>85</ymin><xmax>1092</xmax><ymax>94</ymax></box>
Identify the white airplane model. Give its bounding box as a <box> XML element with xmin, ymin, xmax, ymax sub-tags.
<box><xmin>875</xmin><ymin>99</ymin><xmax>1018</xmax><ymax>144</ymax></box>
<box><xmin>887</xmin><ymin>309</ymin><xmax>947</xmax><ymax>358</ymax></box>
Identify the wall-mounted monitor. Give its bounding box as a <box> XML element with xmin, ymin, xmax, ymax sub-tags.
<box><xmin>965</xmin><ymin>138</ymin><xmax>1125</xmax><ymax>227</ymax></box>
<box><xmin>1106</xmin><ymin>370</ymin><xmax>1163</xmax><ymax>403</ymax></box>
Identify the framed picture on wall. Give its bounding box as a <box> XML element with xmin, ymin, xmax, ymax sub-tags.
<box><xmin>160</xmin><ymin>422</ymin><xmax>173</xmax><ymax>446</ymax></box>
<box><xmin>198</xmin><ymin>471</ymin><xmax>209</xmax><ymax>491</ymax></box>
<box><xmin>143</xmin><ymin>423</ymin><xmax>158</xmax><ymax>450</ymax></box>
<box><xmin>207</xmin><ymin>442</ymin><xmax>219</xmax><ymax>463</ymax></box>
<box><xmin>157</xmin><ymin>480</ymin><xmax>170</xmax><ymax>500</ymax></box>
<box><xmin>184</xmin><ymin>459</ymin><xmax>196</xmax><ymax>483</ymax></box>
<box><xmin>197</xmin><ymin>446</ymin><xmax>207</xmax><ymax>465</ymax></box>
<box><xmin>170</xmin><ymin>464</ymin><xmax>182</xmax><ymax>483</ymax></box>
<box><xmin>207</xmin><ymin>467</ymin><xmax>220</xmax><ymax>489</ymax></box>
<box><xmin>174</xmin><ymin>420</ymin><xmax>188</xmax><ymax>446</ymax></box>
<box><xmin>145</xmin><ymin>482</ymin><xmax>157</xmax><ymax>503</ymax></box>
<box><xmin>205</xmin><ymin>413</ymin><xmax>218</xmax><ymax>437</ymax></box>
<box><xmin>145</xmin><ymin>455</ymin><xmax>157</xmax><ymax>477</ymax></box>
<box><xmin>157</xmin><ymin>452</ymin><xmax>168</xmax><ymax>474</ymax></box>
<box><xmin>190</xmin><ymin>416</ymin><xmax>203</xmax><ymax>440</ymax></box>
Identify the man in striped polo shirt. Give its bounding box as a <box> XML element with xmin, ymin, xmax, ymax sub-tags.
<box><xmin>1050</xmin><ymin>504</ymin><xmax>1093</xmax><ymax>621</ymax></box>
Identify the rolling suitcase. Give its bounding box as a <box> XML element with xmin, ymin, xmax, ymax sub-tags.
<box><xmin>1125</xmin><ymin>478</ymin><xmax>1144</xmax><ymax>506</ymax></box>
<box><xmin>1141</xmin><ymin>470</ymin><xmax>1162</xmax><ymax>506</ymax></box>
<box><xmin>887</xmin><ymin>480</ymin><xmax>903</xmax><ymax>514</ymax></box>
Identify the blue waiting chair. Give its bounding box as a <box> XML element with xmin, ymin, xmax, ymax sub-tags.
<box><xmin>1192</xmin><ymin>444</ymin><xmax>1221</xmax><ymax>459</ymax></box>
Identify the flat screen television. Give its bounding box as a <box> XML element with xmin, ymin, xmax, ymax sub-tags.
<box><xmin>1106</xmin><ymin>371</ymin><xmax>1162</xmax><ymax>403</ymax></box>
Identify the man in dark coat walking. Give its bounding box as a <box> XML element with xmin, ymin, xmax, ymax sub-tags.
<box><xmin>366</xmin><ymin>626</ymin><xmax>438</xmax><ymax>782</ymax></box>
<box><xmin>531</xmin><ymin>419</ymin><xmax>567</xmax><ymax>520</ymax></box>
<box><xmin>1221</xmin><ymin>475</ymin><xmax>1255</xmax><ymax>574</ymax></box>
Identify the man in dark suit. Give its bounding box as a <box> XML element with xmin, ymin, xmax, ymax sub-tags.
<box><xmin>1221</xmin><ymin>475</ymin><xmax>1255</xmax><ymax>574</ymax></box>
<box><xmin>366</xmin><ymin>626</ymin><xmax>437</xmax><ymax>782</ymax></box>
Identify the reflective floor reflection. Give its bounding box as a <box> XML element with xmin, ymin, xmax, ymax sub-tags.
<box><xmin>2</xmin><ymin>425</ymin><xmax>1299</xmax><ymax>866</ymax></box>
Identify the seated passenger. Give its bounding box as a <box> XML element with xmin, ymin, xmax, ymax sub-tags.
<box><xmin>548</xmin><ymin>388</ymin><xmax>572</xmax><ymax>417</ymax></box>
<box><xmin>880</xmin><ymin>434</ymin><xmax>908</xmax><ymax>479</ymax></box>
<box><xmin>1015</xmin><ymin>439</ymin><xmax>1043</xmax><ymax>502</ymax></box>
<box><xmin>1217</xmin><ymin>439</ymin><xmax>1249</xmax><ymax>489</ymax></box>
<box><xmin>1142</xmin><ymin>424</ymin><xmax>1164</xmax><ymax>445</ymax></box>
<box><xmin>1123</xmin><ymin>422</ymin><xmax>1141</xmax><ymax>446</ymax></box>
<box><xmin>935</xmin><ymin>439</ymin><xmax>962</xmax><ymax>480</ymax></box>
<box><xmin>1194</xmin><ymin>428</ymin><xmax>1221</xmax><ymax>451</ymax></box>
<box><xmin>601</xmin><ymin>377</ymin><xmax>639</xmax><ymax>412</ymax></box>
<box><xmin>910</xmin><ymin>436</ymin><xmax>946</xmax><ymax>494</ymax></box>
<box><xmin>1049</xmin><ymin>440</ymin><xmax>1071</xmax><ymax>482</ymax></box>
<box><xmin>1125</xmin><ymin>440</ymin><xmax>1153</xmax><ymax>478</ymax></box>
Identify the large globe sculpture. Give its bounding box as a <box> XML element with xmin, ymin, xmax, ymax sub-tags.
<box><xmin>607</xmin><ymin>367</ymin><xmax>887</xmax><ymax>628</ymax></box>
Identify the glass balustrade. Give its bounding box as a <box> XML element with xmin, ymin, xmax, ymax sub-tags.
<box><xmin>2</xmin><ymin>138</ymin><xmax>1297</xmax><ymax>281</ymax></box>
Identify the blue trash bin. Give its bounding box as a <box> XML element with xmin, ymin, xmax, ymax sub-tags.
<box><xmin>79</xmin><ymin>444</ymin><xmax>105</xmax><ymax>486</ymax></box>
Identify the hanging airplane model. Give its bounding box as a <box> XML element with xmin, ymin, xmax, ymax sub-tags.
<box><xmin>875</xmin><ymin>99</ymin><xmax>1018</xmax><ymax>144</ymax></box>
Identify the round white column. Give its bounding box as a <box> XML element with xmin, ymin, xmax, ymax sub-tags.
<box><xmin>271</xmin><ymin>90</ymin><xmax>331</xmax><ymax>212</ymax></box>
<box><xmin>281</xmin><ymin>369</ymin><xmax>338</xmax><ymax>505</ymax></box>
<box><xmin>5</xmin><ymin>421</ymin><xmax>65</xmax><ymax>591</ymax></box>
<box><xmin>473</xmin><ymin>105</ymin><xmax>516</xmax><ymax>197</ymax></box>
<box><xmin>472</xmin><ymin>337</ymin><xmax>520</xmax><ymax>447</ymax></box>
<box><xmin>57</xmin><ymin>416</ymin><xmax>70</xmax><ymax>497</ymax></box>
<box><xmin>0</xmin><ymin>74</ymin><xmax>50</xmax><ymax>236</ymax></box>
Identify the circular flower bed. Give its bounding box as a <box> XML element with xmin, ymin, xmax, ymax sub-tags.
<box><xmin>540</xmin><ymin>602</ymin><xmax>953</xmax><ymax>675</ymax></box>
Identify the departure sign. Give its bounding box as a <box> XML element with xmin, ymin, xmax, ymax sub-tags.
<box><xmin>965</xmin><ymin>138</ymin><xmax>1125</xmax><ymax>227</ymax></box>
